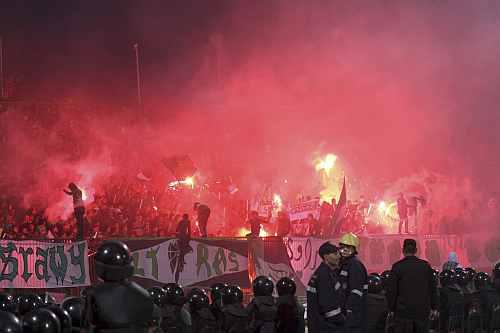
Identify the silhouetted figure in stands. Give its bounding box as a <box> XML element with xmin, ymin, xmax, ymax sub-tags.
<box><xmin>64</xmin><ymin>183</ymin><xmax>85</xmax><ymax>240</ymax></box>
<box><xmin>194</xmin><ymin>202</ymin><xmax>211</xmax><ymax>237</ymax></box>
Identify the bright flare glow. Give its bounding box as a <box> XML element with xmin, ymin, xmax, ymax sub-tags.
<box><xmin>315</xmin><ymin>154</ymin><xmax>337</xmax><ymax>176</ymax></box>
<box><xmin>378</xmin><ymin>201</ymin><xmax>387</xmax><ymax>214</ymax></box>
<box><xmin>237</xmin><ymin>227</ymin><xmax>269</xmax><ymax>237</ymax></box>
<box><xmin>273</xmin><ymin>194</ymin><xmax>283</xmax><ymax>211</ymax></box>
<box><xmin>81</xmin><ymin>189</ymin><xmax>88</xmax><ymax>201</ymax></box>
<box><xmin>168</xmin><ymin>176</ymin><xmax>195</xmax><ymax>189</ymax></box>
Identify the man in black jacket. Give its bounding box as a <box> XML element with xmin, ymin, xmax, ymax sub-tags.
<box><xmin>386</xmin><ymin>239</ymin><xmax>438</xmax><ymax>333</ymax></box>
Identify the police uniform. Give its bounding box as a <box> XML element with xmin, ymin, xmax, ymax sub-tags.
<box><xmin>276</xmin><ymin>294</ymin><xmax>305</xmax><ymax>333</ymax></box>
<box><xmin>307</xmin><ymin>262</ymin><xmax>345</xmax><ymax>333</ymax></box>
<box><xmin>246</xmin><ymin>295</ymin><xmax>277</xmax><ymax>333</ymax></box>
<box><xmin>83</xmin><ymin>241</ymin><xmax>154</xmax><ymax>333</ymax></box>
<box><xmin>340</xmin><ymin>255</ymin><xmax>368</xmax><ymax>333</ymax></box>
<box><xmin>222</xmin><ymin>303</ymin><xmax>250</xmax><ymax>333</ymax></box>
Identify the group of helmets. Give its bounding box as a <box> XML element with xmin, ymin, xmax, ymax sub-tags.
<box><xmin>252</xmin><ymin>275</ymin><xmax>297</xmax><ymax>297</ymax></box>
<box><xmin>0</xmin><ymin>292</ymin><xmax>83</xmax><ymax>333</ymax></box>
<box><xmin>366</xmin><ymin>270</ymin><xmax>393</xmax><ymax>294</ymax></box>
<box><xmin>440</xmin><ymin>263</ymin><xmax>500</xmax><ymax>289</ymax></box>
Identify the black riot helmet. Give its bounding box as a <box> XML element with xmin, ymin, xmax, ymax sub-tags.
<box><xmin>223</xmin><ymin>285</ymin><xmax>244</xmax><ymax>305</ymax></box>
<box><xmin>440</xmin><ymin>270</ymin><xmax>456</xmax><ymax>287</ymax></box>
<box><xmin>61</xmin><ymin>297</ymin><xmax>82</xmax><ymax>328</ymax></box>
<box><xmin>456</xmin><ymin>269</ymin><xmax>469</xmax><ymax>288</ymax></box>
<box><xmin>46</xmin><ymin>305</ymin><xmax>72</xmax><ymax>333</ymax></box>
<box><xmin>474</xmin><ymin>272</ymin><xmax>490</xmax><ymax>289</ymax></box>
<box><xmin>189</xmin><ymin>292</ymin><xmax>210</xmax><ymax>311</ymax></box>
<box><xmin>94</xmin><ymin>240</ymin><xmax>134</xmax><ymax>282</ymax></box>
<box><xmin>493</xmin><ymin>262</ymin><xmax>500</xmax><ymax>279</ymax></box>
<box><xmin>17</xmin><ymin>294</ymin><xmax>43</xmax><ymax>316</ymax></box>
<box><xmin>22</xmin><ymin>308</ymin><xmax>61</xmax><ymax>333</ymax></box>
<box><xmin>210</xmin><ymin>283</ymin><xmax>228</xmax><ymax>303</ymax></box>
<box><xmin>164</xmin><ymin>284</ymin><xmax>185</xmax><ymax>305</ymax></box>
<box><xmin>187</xmin><ymin>288</ymin><xmax>206</xmax><ymax>300</ymax></box>
<box><xmin>381</xmin><ymin>270</ymin><xmax>392</xmax><ymax>289</ymax></box>
<box><xmin>432</xmin><ymin>269</ymin><xmax>440</xmax><ymax>284</ymax></box>
<box><xmin>368</xmin><ymin>275</ymin><xmax>384</xmax><ymax>295</ymax></box>
<box><xmin>369</xmin><ymin>272</ymin><xmax>381</xmax><ymax>278</ymax></box>
<box><xmin>0</xmin><ymin>310</ymin><xmax>22</xmax><ymax>333</ymax></box>
<box><xmin>464</xmin><ymin>267</ymin><xmax>476</xmax><ymax>283</ymax></box>
<box><xmin>148</xmin><ymin>286</ymin><xmax>167</xmax><ymax>307</ymax></box>
<box><xmin>0</xmin><ymin>293</ymin><xmax>16</xmax><ymax>313</ymax></box>
<box><xmin>41</xmin><ymin>294</ymin><xmax>57</xmax><ymax>307</ymax></box>
<box><xmin>276</xmin><ymin>277</ymin><xmax>296</xmax><ymax>296</ymax></box>
<box><xmin>252</xmin><ymin>276</ymin><xmax>274</xmax><ymax>297</ymax></box>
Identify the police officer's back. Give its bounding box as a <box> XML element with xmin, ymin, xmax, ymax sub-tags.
<box><xmin>386</xmin><ymin>239</ymin><xmax>438</xmax><ymax>333</ymax></box>
<box><xmin>83</xmin><ymin>240</ymin><xmax>154</xmax><ymax>333</ymax></box>
<box><xmin>365</xmin><ymin>275</ymin><xmax>388</xmax><ymax>333</ymax></box>
<box><xmin>306</xmin><ymin>242</ymin><xmax>345</xmax><ymax>333</ymax></box>
<box><xmin>439</xmin><ymin>270</ymin><xmax>466</xmax><ymax>332</ymax></box>
<box><xmin>189</xmin><ymin>290</ymin><xmax>217</xmax><ymax>333</ymax></box>
<box><xmin>246</xmin><ymin>276</ymin><xmax>277</xmax><ymax>333</ymax></box>
<box><xmin>210</xmin><ymin>283</ymin><xmax>228</xmax><ymax>332</ymax></box>
<box><xmin>480</xmin><ymin>264</ymin><xmax>500</xmax><ymax>332</ymax></box>
<box><xmin>162</xmin><ymin>283</ymin><xmax>192</xmax><ymax>333</ymax></box>
<box><xmin>222</xmin><ymin>285</ymin><xmax>250</xmax><ymax>333</ymax></box>
<box><xmin>275</xmin><ymin>277</ymin><xmax>305</xmax><ymax>333</ymax></box>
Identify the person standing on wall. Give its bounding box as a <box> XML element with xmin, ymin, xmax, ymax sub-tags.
<box><xmin>194</xmin><ymin>202</ymin><xmax>211</xmax><ymax>237</ymax></box>
<box><xmin>64</xmin><ymin>182</ymin><xmax>85</xmax><ymax>241</ymax></box>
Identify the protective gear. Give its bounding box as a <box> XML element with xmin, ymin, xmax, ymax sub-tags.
<box><xmin>246</xmin><ymin>295</ymin><xmax>277</xmax><ymax>333</ymax></box>
<box><xmin>339</xmin><ymin>232</ymin><xmax>360</xmax><ymax>249</ymax></box>
<box><xmin>222</xmin><ymin>302</ymin><xmax>250</xmax><ymax>333</ymax></box>
<box><xmin>366</xmin><ymin>291</ymin><xmax>388</xmax><ymax>333</ymax></box>
<box><xmin>276</xmin><ymin>294</ymin><xmax>305</xmax><ymax>333</ymax></box>
<box><xmin>187</xmin><ymin>288</ymin><xmax>206</xmax><ymax>300</ymax></box>
<box><xmin>160</xmin><ymin>303</ymin><xmax>191</xmax><ymax>333</ymax></box>
<box><xmin>456</xmin><ymin>269</ymin><xmax>469</xmax><ymax>288</ymax></box>
<box><xmin>431</xmin><ymin>269</ymin><xmax>439</xmax><ymax>284</ymax></box>
<box><xmin>46</xmin><ymin>305</ymin><xmax>72</xmax><ymax>333</ymax></box>
<box><xmin>475</xmin><ymin>272</ymin><xmax>490</xmax><ymax>290</ymax></box>
<box><xmin>94</xmin><ymin>240</ymin><xmax>134</xmax><ymax>282</ymax></box>
<box><xmin>17</xmin><ymin>294</ymin><xmax>43</xmax><ymax>316</ymax></box>
<box><xmin>440</xmin><ymin>270</ymin><xmax>456</xmax><ymax>287</ymax></box>
<box><xmin>307</xmin><ymin>262</ymin><xmax>345</xmax><ymax>333</ymax></box>
<box><xmin>41</xmin><ymin>294</ymin><xmax>57</xmax><ymax>307</ymax></box>
<box><xmin>367</xmin><ymin>275</ymin><xmax>383</xmax><ymax>295</ymax></box>
<box><xmin>276</xmin><ymin>277</ymin><xmax>296</xmax><ymax>296</ymax></box>
<box><xmin>252</xmin><ymin>276</ymin><xmax>274</xmax><ymax>297</ymax></box>
<box><xmin>190</xmin><ymin>292</ymin><xmax>210</xmax><ymax>311</ymax></box>
<box><xmin>83</xmin><ymin>280</ymin><xmax>154</xmax><ymax>332</ymax></box>
<box><xmin>223</xmin><ymin>285</ymin><xmax>244</xmax><ymax>305</ymax></box>
<box><xmin>340</xmin><ymin>255</ymin><xmax>368</xmax><ymax>332</ymax></box>
<box><xmin>369</xmin><ymin>272</ymin><xmax>381</xmax><ymax>278</ymax></box>
<box><xmin>165</xmin><ymin>283</ymin><xmax>186</xmax><ymax>306</ymax></box>
<box><xmin>191</xmin><ymin>304</ymin><xmax>217</xmax><ymax>333</ymax></box>
<box><xmin>381</xmin><ymin>270</ymin><xmax>391</xmax><ymax>291</ymax></box>
<box><xmin>494</xmin><ymin>262</ymin><xmax>500</xmax><ymax>279</ymax></box>
<box><xmin>61</xmin><ymin>297</ymin><xmax>82</xmax><ymax>329</ymax></box>
<box><xmin>0</xmin><ymin>310</ymin><xmax>22</xmax><ymax>333</ymax></box>
<box><xmin>465</xmin><ymin>267</ymin><xmax>476</xmax><ymax>281</ymax></box>
<box><xmin>148</xmin><ymin>286</ymin><xmax>167</xmax><ymax>307</ymax></box>
<box><xmin>210</xmin><ymin>283</ymin><xmax>228</xmax><ymax>303</ymax></box>
<box><xmin>0</xmin><ymin>293</ymin><xmax>16</xmax><ymax>313</ymax></box>
<box><xmin>439</xmin><ymin>283</ymin><xmax>466</xmax><ymax>333</ymax></box>
<box><xmin>22</xmin><ymin>308</ymin><xmax>61</xmax><ymax>333</ymax></box>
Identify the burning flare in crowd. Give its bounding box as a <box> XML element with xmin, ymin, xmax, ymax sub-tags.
<box><xmin>168</xmin><ymin>176</ymin><xmax>195</xmax><ymax>189</ymax></box>
<box><xmin>315</xmin><ymin>154</ymin><xmax>337</xmax><ymax>177</ymax></box>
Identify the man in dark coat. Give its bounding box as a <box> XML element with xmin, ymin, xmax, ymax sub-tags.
<box><xmin>386</xmin><ymin>239</ymin><xmax>438</xmax><ymax>333</ymax></box>
<box><xmin>306</xmin><ymin>242</ymin><xmax>345</xmax><ymax>333</ymax></box>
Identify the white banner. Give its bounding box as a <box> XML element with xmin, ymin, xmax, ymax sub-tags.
<box><xmin>131</xmin><ymin>239</ymin><xmax>248</xmax><ymax>286</ymax></box>
<box><xmin>0</xmin><ymin>240</ymin><xmax>90</xmax><ymax>289</ymax></box>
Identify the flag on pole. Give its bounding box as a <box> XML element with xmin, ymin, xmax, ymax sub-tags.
<box><xmin>330</xmin><ymin>177</ymin><xmax>347</xmax><ymax>236</ymax></box>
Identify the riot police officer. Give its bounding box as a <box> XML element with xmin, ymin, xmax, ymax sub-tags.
<box><xmin>246</xmin><ymin>276</ymin><xmax>278</xmax><ymax>333</ymax></box>
<box><xmin>339</xmin><ymin>233</ymin><xmax>368</xmax><ymax>333</ymax></box>
<box><xmin>276</xmin><ymin>277</ymin><xmax>305</xmax><ymax>333</ymax></box>
<box><xmin>0</xmin><ymin>310</ymin><xmax>22</xmax><ymax>333</ymax></box>
<box><xmin>365</xmin><ymin>275</ymin><xmax>388</xmax><ymax>333</ymax></box>
<box><xmin>210</xmin><ymin>283</ymin><xmax>228</xmax><ymax>332</ymax></box>
<box><xmin>222</xmin><ymin>285</ymin><xmax>250</xmax><ymax>333</ymax></box>
<box><xmin>189</xmin><ymin>290</ymin><xmax>217</xmax><ymax>333</ymax></box>
<box><xmin>439</xmin><ymin>269</ymin><xmax>466</xmax><ymax>333</ymax></box>
<box><xmin>23</xmin><ymin>308</ymin><xmax>61</xmax><ymax>333</ymax></box>
<box><xmin>162</xmin><ymin>283</ymin><xmax>191</xmax><ymax>333</ymax></box>
<box><xmin>46</xmin><ymin>305</ymin><xmax>72</xmax><ymax>333</ymax></box>
<box><xmin>306</xmin><ymin>242</ymin><xmax>344</xmax><ymax>333</ymax></box>
<box><xmin>83</xmin><ymin>240</ymin><xmax>154</xmax><ymax>332</ymax></box>
<box><xmin>62</xmin><ymin>297</ymin><xmax>83</xmax><ymax>332</ymax></box>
